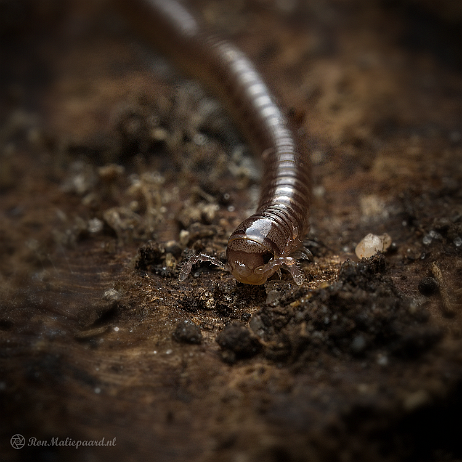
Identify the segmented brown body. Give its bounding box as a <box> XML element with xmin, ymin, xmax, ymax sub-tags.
<box><xmin>119</xmin><ymin>0</ymin><xmax>312</xmax><ymax>284</ymax></box>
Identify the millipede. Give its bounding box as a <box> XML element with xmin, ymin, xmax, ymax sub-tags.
<box><xmin>117</xmin><ymin>0</ymin><xmax>312</xmax><ymax>285</ymax></box>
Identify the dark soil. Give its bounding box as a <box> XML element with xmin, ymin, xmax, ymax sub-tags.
<box><xmin>1</xmin><ymin>1</ymin><xmax>461</xmax><ymax>461</ymax></box>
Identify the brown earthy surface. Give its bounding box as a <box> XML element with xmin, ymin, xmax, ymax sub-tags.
<box><xmin>1</xmin><ymin>0</ymin><xmax>461</xmax><ymax>461</ymax></box>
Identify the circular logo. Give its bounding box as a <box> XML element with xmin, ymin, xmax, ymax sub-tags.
<box><xmin>10</xmin><ymin>434</ymin><xmax>25</xmax><ymax>450</ymax></box>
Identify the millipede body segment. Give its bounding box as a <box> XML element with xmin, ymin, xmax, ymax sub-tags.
<box><xmin>117</xmin><ymin>0</ymin><xmax>312</xmax><ymax>284</ymax></box>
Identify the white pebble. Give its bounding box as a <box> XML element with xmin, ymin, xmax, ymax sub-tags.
<box><xmin>422</xmin><ymin>234</ymin><xmax>432</xmax><ymax>245</ymax></box>
<box><xmin>355</xmin><ymin>233</ymin><xmax>392</xmax><ymax>259</ymax></box>
<box><xmin>88</xmin><ymin>217</ymin><xmax>103</xmax><ymax>233</ymax></box>
<box><xmin>103</xmin><ymin>288</ymin><xmax>121</xmax><ymax>302</ymax></box>
<box><xmin>179</xmin><ymin>229</ymin><xmax>190</xmax><ymax>246</ymax></box>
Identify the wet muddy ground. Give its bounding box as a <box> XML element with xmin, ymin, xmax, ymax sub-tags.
<box><xmin>1</xmin><ymin>0</ymin><xmax>461</xmax><ymax>461</ymax></box>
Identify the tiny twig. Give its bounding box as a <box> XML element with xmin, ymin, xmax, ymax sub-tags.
<box><xmin>431</xmin><ymin>262</ymin><xmax>456</xmax><ymax>317</ymax></box>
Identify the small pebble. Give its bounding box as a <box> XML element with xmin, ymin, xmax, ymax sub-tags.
<box><xmin>355</xmin><ymin>233</ymin><xmax>392</xmax><ymax>259</ymax></box>
<box><xmin>103</xmin><ymin>288</ymin><xmax>122</xmax><ymax>302</ymax></box>
<box><xmin>173</xmin><ymin>320</ymin><xmax>203</xmax><ymax>344</ymax></box>
<box><xmin>403</xmin><ymin>390</ymin><xmax>429</xmax><ymax>411</ymax></box>
<box><xmin>88</xmin><ymin>217</ymin><xmax>103</xmax><ymax>234</ymax></box>
<box><xmin>179</xmin><ymin>229</ymin><xmax>190</xmax><ymax>246</ymax></box>
<box><xmin>418</xmin><ymin>277</ymin><xmax>439</xmax><ymax>296</ymax></box>
<box><xmin>351</xmin><ymin>335</ymin><xmax>366</xmax><ymax>353</ymax></box>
